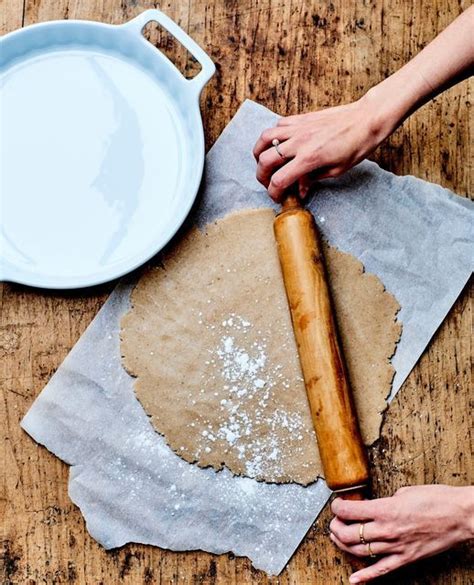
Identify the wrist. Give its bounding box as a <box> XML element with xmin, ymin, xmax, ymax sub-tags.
<box><xmin>360</xmin><ymin>62</ymin><xmax>432</xmax><ymax>144</ymax></box>
<box><xmin>361</xmin><ymin>82</ymin><xmax>409</xmax><ymax>141</ymax></box>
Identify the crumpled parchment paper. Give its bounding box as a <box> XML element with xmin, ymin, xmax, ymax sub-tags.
<box><xmin>21</xmin><ymin>100</ymin><xmax>473</xmax><ymax>575</ymax></box>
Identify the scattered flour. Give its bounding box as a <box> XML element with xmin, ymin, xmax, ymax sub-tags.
<box><xmin>191</xmin><ymin>313</ymin><xmax>309</xmax><ymax>481</ymax></box>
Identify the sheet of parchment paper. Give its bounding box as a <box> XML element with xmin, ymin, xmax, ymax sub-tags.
<box><xmin>21</xmin><ymin>100</ymin><xmax>473</xmax><ymax>575</ymax></box>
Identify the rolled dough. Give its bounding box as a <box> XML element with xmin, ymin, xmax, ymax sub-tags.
<box><xmin>121</xmin><ymin>209</ymin><xmax>401</xmax><ymax>485</ymax></box>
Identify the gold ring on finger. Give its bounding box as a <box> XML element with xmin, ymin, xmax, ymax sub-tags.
<box><xmin>366</xmin><ymin>542</ymin><xmax>377</xmax><ymax>558</ymax></box>
<box><xmin>359</xmin><ymin>522</ymin><xmax>366</xmax><ymax>545</ymax></box>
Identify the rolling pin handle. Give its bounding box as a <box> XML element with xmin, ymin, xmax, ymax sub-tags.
<box><xmin>336</xmin><ymin>485</ymin><xmax>370</xmax><ymax>501</ymax></box>
<box><xmin>281</xmin><ymin>193</ymin><xmax>301</xmax><ymax>211</ymax></box>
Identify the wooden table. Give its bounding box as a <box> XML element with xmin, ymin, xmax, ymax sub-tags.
<box><xmin>2</xmin><ymin>1</ymin><xmax>472</xmax><ymax>583</ymax></box>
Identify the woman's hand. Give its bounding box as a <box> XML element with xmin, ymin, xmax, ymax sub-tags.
<box><xmin>253</xmin><ymin>6</ymin><xmax>474</xmax><ymax>202</ymax></box>
<box><xmin>252</xmin><ymin>94</ymin><xmax>391</xmax><ymax>201</ymax></box>
<box><xmin>329</xmin><ymin>485</ymin><xmax>474</xmax><ymax>583</ymax></box>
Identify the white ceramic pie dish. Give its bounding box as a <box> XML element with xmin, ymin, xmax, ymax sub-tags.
<box><xmin>0</xmin><ymin>10</ymin><xmax>215</xmax><ymax>289</ymax></box>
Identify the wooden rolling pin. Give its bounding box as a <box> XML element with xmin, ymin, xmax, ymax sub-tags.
<box><xmin>274</xmin><ymin>194</ymin><xmax>369</xmax><ymax>499</ymax></box>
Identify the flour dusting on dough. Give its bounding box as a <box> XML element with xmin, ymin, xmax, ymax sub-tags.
<box><xmin>193</xmin><ymin>314</ymin><xmax>307</xmax><ymax>479</ymax></box>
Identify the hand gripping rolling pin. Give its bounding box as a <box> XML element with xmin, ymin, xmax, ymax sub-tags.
<box><xmin>274</xmin><ymin>194</ymin><xmax>370</xmax><ymax>501</ymax></box>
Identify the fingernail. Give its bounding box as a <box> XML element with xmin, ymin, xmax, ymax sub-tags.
<box><xmin>349</xmin><ymin>576</ymin><xmax>359</xmax><ymax>583</ymax></box>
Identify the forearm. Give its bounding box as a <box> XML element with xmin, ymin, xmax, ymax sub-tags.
<box><xmin>253</xmin><ymin>7</ymin><xmax>473</xmax><ymax>200</ymax></box>
<box><xmin>363</xmin><ymin>6</ymin><xmax>474</xmax><ymax>141</ymax></box>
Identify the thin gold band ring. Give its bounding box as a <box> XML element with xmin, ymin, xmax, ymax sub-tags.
<box><xmin>359</xmin><ymin>522</ymin><xmax>367</xmax><ymax>545</ymax></box>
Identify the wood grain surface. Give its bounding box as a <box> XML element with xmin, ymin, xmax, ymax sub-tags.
<box><xmin>1</xmin><ymin>1</ymin><xmax>472</xmax><ymax>583</ymax></box>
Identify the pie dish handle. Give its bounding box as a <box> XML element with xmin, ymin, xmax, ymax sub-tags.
<box><xmin>122</xmin><ymin>9</ymin><xmax>215</xmax><ymax>96</ymax></box>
